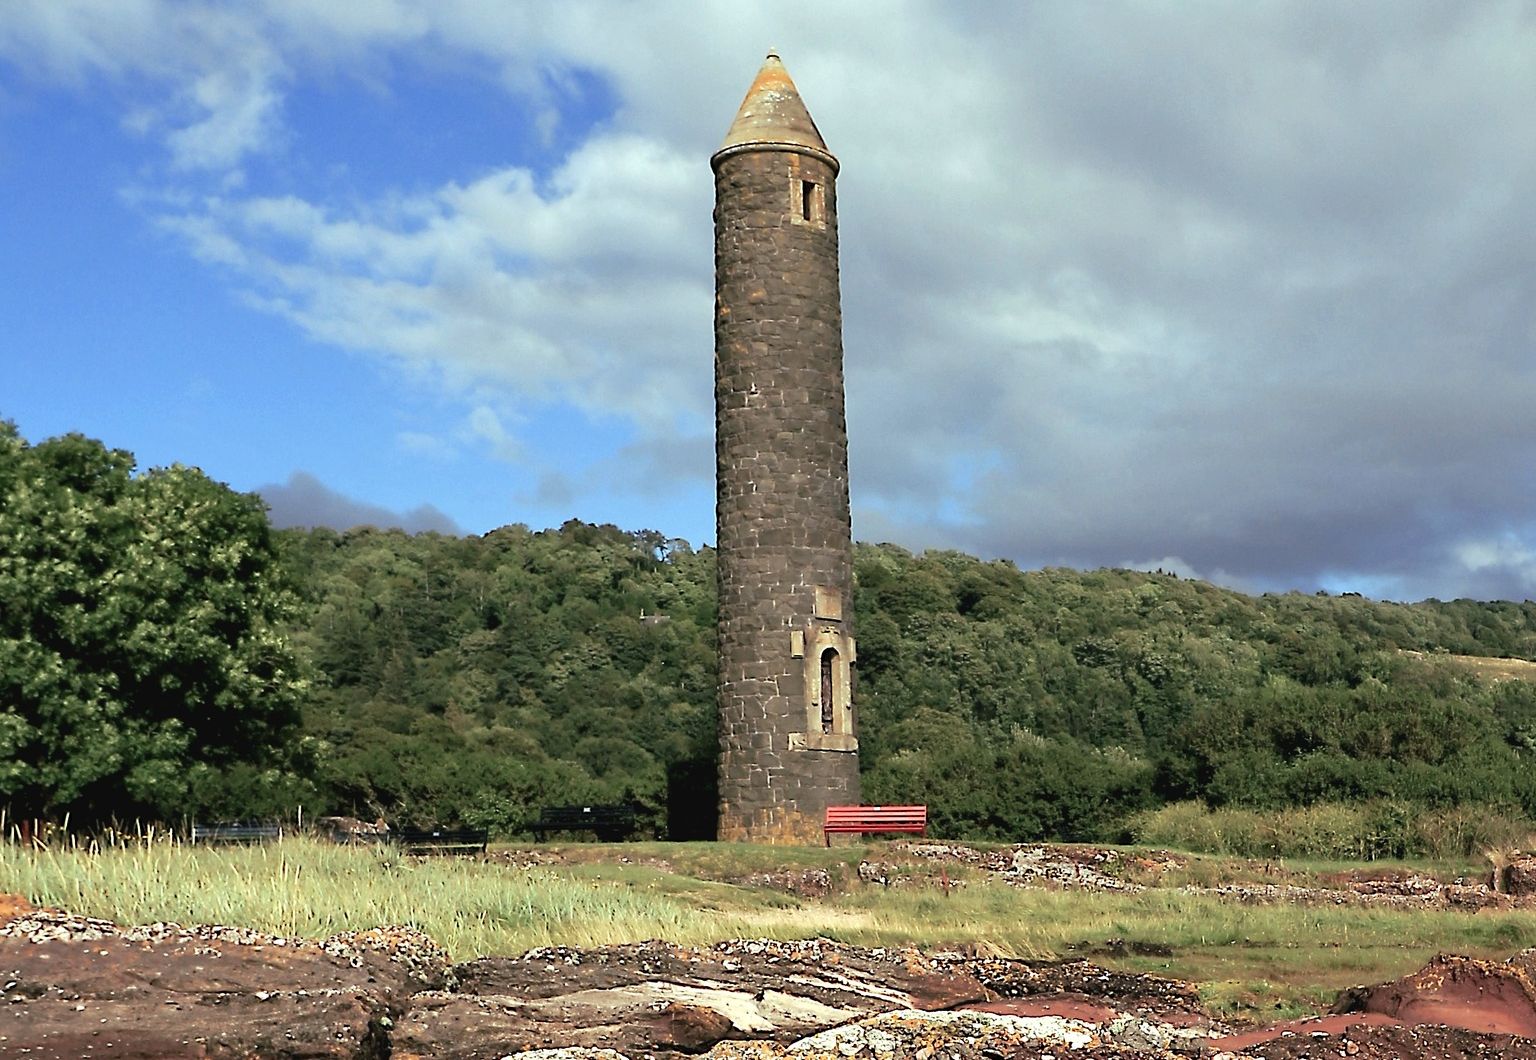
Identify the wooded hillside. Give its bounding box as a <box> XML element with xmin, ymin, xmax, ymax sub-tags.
<box><xmin>278</xmin><ymin>520</ymin><xmax>1536</xmax><ymax>841</ymax></box>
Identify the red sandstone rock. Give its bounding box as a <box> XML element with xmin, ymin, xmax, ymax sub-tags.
<box><xmin>0</xmin><ymin>910</ymin><xmax>442</xmax><ymax>1058</ymax></box>
<box><xmin>1333</xmin><ymin>952</ymin><xmax>1536</xmax><ymax>1037</ymax></box>
<box><xmin>660</xmin><ymin>1002</ymin><xmax>737</xmax><ymax>1050</ymax></box>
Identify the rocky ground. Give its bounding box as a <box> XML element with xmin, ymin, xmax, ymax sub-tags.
<box><xmin>895</xmin><ymin>842</ymin><xmax>1532</xmax><ymax>911</ymax></box>
<box><xmin>491</xmin><ymin>840</ymin><xmax>1536</xmax><ymax>912</ymax></box>
<box><xmin>5</xmin><ymin>886</ymin><xmax>1536</xmax><ymax>1060</ymax></box>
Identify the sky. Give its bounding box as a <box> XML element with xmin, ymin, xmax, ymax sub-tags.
<box><xmin>3</xmin><ymin>2</ymin><xmax>1535</xmax><ymax>603</ymax></box>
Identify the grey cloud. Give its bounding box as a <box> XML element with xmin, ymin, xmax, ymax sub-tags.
<box><xmin>826</xmin><ymin>2</ymin><xmax>1536</xmax><ymax>601</ymax></box>
<box><xmin>521</xmin><ymin>432</ymin><xmax>712</xmax><ymax>510</ymax></box>
<box><xmin>259</xmin><ymin>471</ymin><xmax>461</xmax><ymax>535</ymax></box>
<box><xmin>530</xmin><ymin>471</ymin><xmax>577</xmax><ymax>510</ymax></box>
<box><xmin>597</xmin><ymin>433</ymin><xmax>712</xmax><ymax>496</ymax></box>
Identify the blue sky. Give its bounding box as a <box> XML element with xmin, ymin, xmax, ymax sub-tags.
<box><xmin>2</xmin><ymin>10</ymin><xmax>671</xmax><ymax>538</ymax></box>
<box><xmin>4</xmin><ymin>2</ymin><xmax>1536</xmax><ymax>601</ymax></box>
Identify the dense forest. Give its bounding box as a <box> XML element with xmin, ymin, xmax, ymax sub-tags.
<box><xmin>7</xmin><ymin>423</ymin><xmax>1536</xmax><ymax>842</ymax></box>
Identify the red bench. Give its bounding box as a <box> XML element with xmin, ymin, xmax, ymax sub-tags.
<box><xmin>823</xmin><ymin>805</ymin><xmax>928</xmax><ymax>846</ymax></box>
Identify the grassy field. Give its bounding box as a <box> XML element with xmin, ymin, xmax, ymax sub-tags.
<box><xmin>2</xmin><ymin>837</ymin><xmax>1532</xmax><ymax>1022</ymax></box>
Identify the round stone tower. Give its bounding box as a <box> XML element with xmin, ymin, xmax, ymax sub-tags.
<box><xmin>712</xmin><ymin>52</ymin><xmax>859</xmax><ymax>844</ymax></box>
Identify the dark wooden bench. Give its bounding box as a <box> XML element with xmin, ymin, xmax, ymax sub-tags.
<box><xmin>393</xmin><ymin>828</ymin><xmax>488</xmax><ymax>855</ymax></box>
<box><xmin>530</xmin><ymin>804</ymin><xmax>638</xmax><ymax>842</ymax></box>
<box><xmin>824</xmin><ymin>805</ymin><xmax>928</xmax><ymax>846</ymax></box>
<box><xmin>190</xmin><ymin>822</ymin><xmax>282</xmax><ymax>845</ymax></box>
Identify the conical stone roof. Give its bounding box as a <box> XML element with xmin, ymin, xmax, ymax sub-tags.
<box><xmin>713</xmin><ymin>51</ymin><xmax>837</xmax><ymax>171</ymax></box>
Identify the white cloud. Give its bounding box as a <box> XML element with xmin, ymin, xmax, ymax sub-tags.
<box><xmin>462</xmin><ymin>406</ymin><xmax>523</xmax><ymax>463</ymax></box>
<box><xmin>155</xmin><ymin>131</ymin><xmax>711</xmax><ymax>455</ymax></box>
<box><xmin>162</xmin><ymin>66</ymin><xmax>285</xmax><ymax>171</ymax></box>
<box><xmin>2</xmin><ymin>0</ymin><xmax>290</xmax><ymax>170</ymax></box>
<box><xmin>396</xmin><ymin>431</ymin><xmax>456</xmax><ymax>460</ymax></box>
<box><xmin>0</xmin><ymin>0</ymin><xmax>164</xmax><ymax>82</ymax></box>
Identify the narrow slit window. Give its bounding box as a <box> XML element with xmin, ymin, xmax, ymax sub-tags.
<box><xmin>820</xmin><ymin>647</ymin><xmax>838</xmax><ymax>733</ymax></box>
<box><xmin>801</xmin><ymin>180</ymin><xmax>817</xmax><ymax>222</ymax></box>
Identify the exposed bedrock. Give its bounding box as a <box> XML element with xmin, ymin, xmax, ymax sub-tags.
<box><xmin>7</xmin><ymin>900</ymin><xmax>1536</xmax><ymax>1058</ymax></box>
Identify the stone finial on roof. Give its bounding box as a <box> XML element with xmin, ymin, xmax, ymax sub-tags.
<box><xmin>713</xmin><ymin>52</ymin><xmax>836</xmax><ymax>171</ymax></box>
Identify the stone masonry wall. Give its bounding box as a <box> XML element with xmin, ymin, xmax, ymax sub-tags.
<box><xmin>714</xmin><ymin>147</ymin><xmax>860</xmax><ymax>844</ymax></box>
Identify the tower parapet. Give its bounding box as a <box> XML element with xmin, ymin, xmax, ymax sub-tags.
<box><xmin>713</xmin><ymin>53</ymin><xmax>859</xmax><ymax>844</ymax></box>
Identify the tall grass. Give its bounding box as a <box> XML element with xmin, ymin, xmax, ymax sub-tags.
<box><xmin>1128</xmin><ymin>800</ymin><xmax>1534</xmax><ymax>860</ymax></box>
<box><xmin>0</xmin><ymin>837</ymin><xmax>758</xmax><ymax>958</ymax></box>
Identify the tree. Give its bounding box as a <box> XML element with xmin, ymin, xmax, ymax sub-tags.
<box><xmin>0</xmin><ymin>423</ymin><xmax>308</xmax><ymax>823</ymax></box>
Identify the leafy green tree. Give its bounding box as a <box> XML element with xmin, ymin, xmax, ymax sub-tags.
<box><xmin>0</xmin><ymin>423</ymin><xmax>307</xmax><ymax>823</ymax></box>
